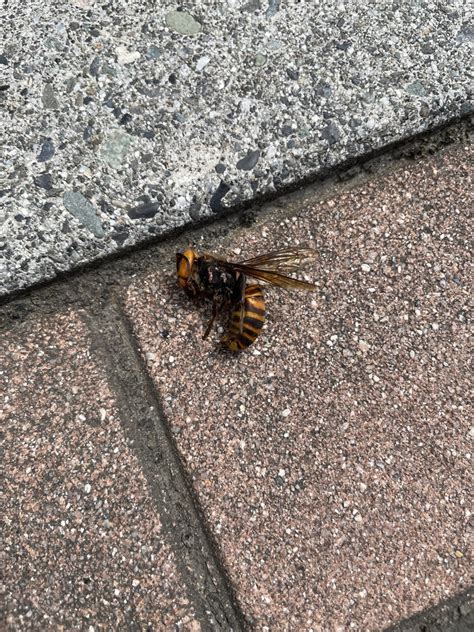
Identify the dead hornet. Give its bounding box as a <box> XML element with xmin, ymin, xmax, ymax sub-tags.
<box><xmin>176</xmin><ymin>247</ymin><xmax>317</xmax><ymax>351</ymax></box>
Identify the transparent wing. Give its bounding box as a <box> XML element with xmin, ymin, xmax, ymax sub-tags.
<box><xmin>233</xmin><ymin>266</ymin><xmax>317</xmax><ymax>291</ymax></box>
<box><xmin>240</xmin><ymin>247</ymin><xmax>318</xmax><ymax>274</ymax></box>
<box><xmin>214</xmin><ymin>248</ymin><xmax>318</xmax><ymax>291</ymax></box>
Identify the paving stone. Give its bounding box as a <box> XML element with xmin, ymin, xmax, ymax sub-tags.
<box><xmin>124</xmin><ymin>142</ymin><xmax>473</xmax><ymax>630</ymax></box>
<box><xmin>1</xmin><ymin>1</ymin><xmax>472</xmax><ymax>296</ymax></box>
<box><xmin>1</xmin><ymin>312</ymin><xmax>198</xmax><ymax>629</ymax></box>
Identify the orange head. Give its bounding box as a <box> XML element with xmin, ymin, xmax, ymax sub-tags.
<box><xmin>176</xmin><ymin>248</ymin><xmax>200</xmax><ymax>296</ymax></box>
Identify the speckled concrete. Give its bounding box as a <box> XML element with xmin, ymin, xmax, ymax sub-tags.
<box><xmin>124</xmin><ymin>141</ymin><xmax>473</xmax><ymax>630</ymax></box>
<box><xmin>1</xmin><ymin>1</ymin><xmax>472</xmax><ymax>296</ymax></box>
<box><xmin>1</xmin><ymin>312</ymin><xmax>198</xmax><ymax>629</ymax></box>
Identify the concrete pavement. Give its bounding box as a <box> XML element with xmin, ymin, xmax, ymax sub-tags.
<box><xmin>2</xmin><ymin>124</ymin><xmax>472</xmax><ymax>630</ymax></box>
<box><xmin>1</xmin><ymin>1</ymin><xmax>472</xmax><ymax>296</ymax></box>
<box><xmin>3</xmin><ymin>313</ymin><xmax>199</xmax><ymax>629</ymax></box>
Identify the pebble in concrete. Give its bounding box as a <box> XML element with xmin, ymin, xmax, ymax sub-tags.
<box><xmin>63</xmin><ymin>191</ymin><xmax>105</xmax><ymax>238</ymax></box>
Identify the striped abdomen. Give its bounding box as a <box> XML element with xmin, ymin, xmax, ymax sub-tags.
<box><xmin>221</xmin><ymin>284</ymin><xmax>265</xmax><ymax>352</ymax></box>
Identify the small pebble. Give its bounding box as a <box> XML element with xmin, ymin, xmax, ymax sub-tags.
<box><xmin>37</xmin><ymin>139</ymin><xmax>55</xmax><ymax>162</ymax></box>
<box><xmin>196</xmin><ymin>56</ymin><xmax>210</xmax><ymax>71</ymax></box>
<box><xmin>34</xmin><ymin>174</ymin><xmax>53</xmax><ymax>190</ymax></box>
<box><xmin>42</xmin><ymin>84</ymin><xmax>59</xmax><ymax>109</ymax></box>
<box><xmin>165</xmin><ymin>10</ymin><xmax>201</xmax><ymax>35</ymax></box>
<box><xmin>116</xmin><ymin>46</ymin><xmax>140</xmax><ymax>65</ymax></box>
<box><xmin>358</xmin><ymin>340</ymin><xmax>370</xmax><ymax>353</ymax></box>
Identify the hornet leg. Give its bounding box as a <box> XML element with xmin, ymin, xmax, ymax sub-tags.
<box><xmin>202</xmin><ymin>300</ymin><xmax>219</xmax><ymax>340</ymax></box>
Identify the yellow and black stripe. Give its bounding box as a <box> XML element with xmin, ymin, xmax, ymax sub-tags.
<box><xmin>176</xmin><ymin>249</ymin><xmax>194</xmax><ymax>288</ymax></box>
<box><xmin>221</xmin><ymin>284</ymin><xmax>265</xmax><ymax>352</ymax></box>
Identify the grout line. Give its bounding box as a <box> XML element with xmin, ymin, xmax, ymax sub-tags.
<box><xmin>83</xmin><ymin>301</ymin><xmax>247</xmax><ymax>631</ymax></box>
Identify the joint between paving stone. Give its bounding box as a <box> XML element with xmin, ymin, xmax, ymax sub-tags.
<box><xmin>82</xmin><ymin>302</ymin><xmax>247</xmax><ymax>631</ymax></box>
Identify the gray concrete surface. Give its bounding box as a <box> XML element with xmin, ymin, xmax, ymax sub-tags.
<box><xmin>1</xmin><ymin>1</ymin><xmax>472</xmax><ymax>296</ymax></box>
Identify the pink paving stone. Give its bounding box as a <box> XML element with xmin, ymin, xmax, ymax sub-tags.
<box><xmin>1</xmin><ymin>312</ymin><xmax>198</xmax><ymax>630</ymax></box>
<box><xmin>124</xmin><ymin>142</ymin><xmax>473</xmax><ymax>631</ymax></box>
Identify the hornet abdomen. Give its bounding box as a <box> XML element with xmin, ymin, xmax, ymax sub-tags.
<box><xmin>221</xmin><ymin>284</ymin><xmax>265</xmax><ymax>352</ymax></box>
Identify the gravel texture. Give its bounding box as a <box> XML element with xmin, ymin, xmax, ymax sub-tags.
<box><xmin>124</xmin><ymin>141</ymin><xmax>473</xmax><ymax>630</ymax></box>
<box><xmin>1</xmin><ymin>1</ymin><xmax>472</xmax><ymax>295</ymax></box>
<box><xmin>1</xmin><ymin>312</ymin><xmax>198</xmax><ymax>630</ymax></box>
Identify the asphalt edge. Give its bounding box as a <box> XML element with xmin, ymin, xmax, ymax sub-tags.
<box><xmin>83</xmin><ymin>302</ymin><xmax>248</xmax><ymax>631</ymax></box>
